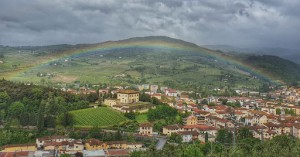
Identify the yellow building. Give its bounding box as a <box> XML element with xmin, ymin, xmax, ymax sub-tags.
<box><xmin>117</xmin><ymin>90</ymin><xmax>139</xmax><ymax>103</ymax></box>
<box><xmin>106</xmin><ymin>141</ymin><xmax>142</xmax><ymax>149</ymax></box>
<box><xmin>85</xmin><ymin>139</ymin><xmax>106</xmax><ymax>150</ymax></box>
<box><xmin>185</xmin><ymin>115</ymin><xmax>198</xmax><ymax>125</ymax></box>
<box><xmin>163</xmin><ymin>124</ymin><xmax>182</xmax><ymax>136</ymax></box>
<box><xmin>1</xmin><ymin>144</ymin><xmax>37</xmax><ymax>152</ymax></box>
<box><xmin>104</xmin><ymin>98</ymin><xmax>118</xmax><ymax>107</ymax></box>
<box><xmin>139</xmin><ymin>123</ymin><xmax>153</xmax><ymax>136</ymax></box>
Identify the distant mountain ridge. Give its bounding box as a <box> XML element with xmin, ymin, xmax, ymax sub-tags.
<box><xmin>203</xmin><ymin>44</ymin><xmax>300</xmax><ymax>64</ymax></box>
<box><xmin>0</xmin><ymin>36</ymin><xmax>299</xmax><ymax>86</ymax></box>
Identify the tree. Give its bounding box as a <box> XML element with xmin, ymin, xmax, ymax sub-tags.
<box><xmin>0</xmin><ymin>92</ymin><xmax>10</xmax><ymax>109</ymax></box>
<box><xmin>124</xmin><ymin>111</ymin><xmax>136</xmax><ymax>120</ymax></box>
<box><xmin>208</xmin><ymin>102</ymin><xmax>216</xmax><ymax>106</ymax></box>
<box><xmin>205</xmin><ymin>132</ymin><xmax>209</xmax><ymax>143</ymax></box>
<box><xmin>201</xmin><ymin>99</ymin><xmax>208</xmax><ymax>105</ymax></box>
<box><xmin>58</xmin><ymin>112</ymin><xmax>74</xmax><ymax>127</ymax></box>
<box><xmin>147</xmin><ymin>105</ymin><xmax>177</xmax><ymax>121</ymax></box>
<box><xmin>169</xmin><ymin>133</ymin><xmax>182</xmax><ymax>143</ymax></box>
<box><xmin>37</xmin><ymin>100</ymin><xmax>45</xmax><ymax>132</ymax></box>
<box><xmin>114</xmin><ymin>130</ymin><xmax>122</xmax><ymax>140</ymax></box>
<box><xmin>276</xmin><ymin>108</ymin><xmax>281</xmax><ymax>115</ymax></box>
<box><xmin>237</xmin><ymin>127</ymin><xmax>253</xmax><ymax>140</ymax></box>
<box><xmin>75</xmin><ymin>152</ymin><xmax>83</xmax><ymax>157</ymax></box>
<box><xmin>7</xmin><ymin>101</ymin><xmax>25</xmax><ymax>119</ymax></box>
<box><xmin>216</xmin><ymin>129</ymin><xmax>233</xmax><ymax>145</ymax></box>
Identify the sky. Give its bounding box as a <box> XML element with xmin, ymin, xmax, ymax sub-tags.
<box><xmin>0</xmin><ymin>0</ymin><xmax>299</xmax><ymax>49</ymax></box>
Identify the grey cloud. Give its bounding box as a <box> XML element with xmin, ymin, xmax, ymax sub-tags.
<box><xmin>0</xmin><ymin>0</ymin><xmax>299</xmax><ymax>49</ymax></box>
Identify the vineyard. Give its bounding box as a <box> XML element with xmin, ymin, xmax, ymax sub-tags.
<box><xmin>70</xmin><ymin>107</ymin><xmax>129</xmax><ymax>127</ymax></box>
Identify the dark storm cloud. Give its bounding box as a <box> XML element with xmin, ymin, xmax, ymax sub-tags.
<box><xmin>0</xmin><ymin>0</ymin><xmax>299</xmax><ymax>49</ymax></box>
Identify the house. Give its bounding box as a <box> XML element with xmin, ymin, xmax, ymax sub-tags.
<box><xmin>206</xmin><ymin>116</ymin><xmax>234</xmax><ymax>128</ymax></box>
<box><xmin>117</xmin><ymin>90</ymin><xmax>139</xmax><ymax>103</ymax></box>
<box><xmin>0</xmin><ymin>151</ymin><xmax>35</xmax><ymax>157</ymax></box>
<box><xmin>178</xmin><ymin>131</ymin><xmax>199</xmax><ymax>143</ymax></box>
<box><xmin>36</xmin><ymin>136</ymin><xmax>73</xmax><ymax>148</ymax></box>
<box><xmin>44</xmin><ymin>140</ymin><xmax>84</xmax><ymax>153</ymax></box>
<box><xmin>163</xmin><ymin>124</ymin><xmax>182</xmax><ymax>136</ymax></box>
<box><xmin>139</xmin><ymin>123</ymin><xmax>153</xmax><ymax>136</ymax></box>
<box><xmin>84</xmin><ymin>139</ymin><xmax>106</xmax><ymax>150</ymax></box>
<box><xmin>184</xmin><ymin>115</ymin><xmax>198</xmax><ymax>125</ymax></box>
<box><xmin>104</xmin><ymin>98</ymin><xmax>118</xmax><ymax>107</ymax></box>
<box><xmin>198</xmin><ymin>132</ymin><xmax>216</xmax><ymax>143</ymax></box>
<box><xmin>150</xmin><ymin>85</ymin><xmax>159</xmax><ymax>93</ymax></box>
<box><xmin>99</xmin><ymin>89</ymin><xmax>110</xmax><ymax>94</ymax></box>
<box><xmin>106</xmin><ymin>141</ymin><xmax>128</xmax><ymax>149</ymax></box>
<box><xmin>106</xmin><ymin>149</ymin><xmax>129</xmax><ymax>157</ymax></box>
<box><xmin>33</xmin><ymin>150</ymin><xmax>56</xmax><ymax>157</ymax></box>
<box><xmin>181</xmin><ymin>125</ymin><xmax>218</xmax><ymax>137</ymax></box>
<box><xmin>1</xmin><ymin>144</ymin><xmax>36</xmax><ymax>152</ymax></box>
<box><xmin>127</xmin><ymin>143</ymin><xmax>143</xmax><ymax>149</ymax></box>
<box><xmin>151</xmin><ymin>93</ymin><xmax>162</xmax><ymax>100</ymax></box>
<box><xmin>165</xmin><ymin>89</ymin><xmax>177</xmax><ymax>97</ymax></box>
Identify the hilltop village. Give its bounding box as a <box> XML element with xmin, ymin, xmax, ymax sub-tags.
<box><xmin>1</xmin><ymin>81</ymin><xmax>300</xmax><ymax>156</ymax></box>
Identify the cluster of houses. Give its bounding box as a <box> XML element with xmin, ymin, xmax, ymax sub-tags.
<box><xmin>131</xmin><ymin>85</ymin><xmax>300</xmax><ymax>143</ymax></box>
<box><xmin>61</xmin><ymin>83</ymin><xmax>300</xmax><ymax>144</ymax></box>
<box><xmin>1</xmin><ymin>136</ymin><xmax>143</xmax><ymax>157</ymax></box>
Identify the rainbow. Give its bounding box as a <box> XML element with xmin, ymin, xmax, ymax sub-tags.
<box><xmin>6</xmin><ymin>39</ymin><xmax>283</xmax><ymax>84</ymax></box>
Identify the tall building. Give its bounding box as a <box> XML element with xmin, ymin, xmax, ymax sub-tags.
<box><xmin>117</xmin><ymin>90</ymin><xmax>139</xmax><ymax>103</ymax></box>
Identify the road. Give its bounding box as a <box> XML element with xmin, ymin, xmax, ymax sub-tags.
<box><xmin>156</xmin><ymin>137</ymin><xmax>167</xmax><ymax>150</ymax></box>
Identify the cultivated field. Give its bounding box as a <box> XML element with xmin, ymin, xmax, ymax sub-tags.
<box><xmin>70</xmin><ymin>107</ymin><xmax>129</xmax><ymax>128</ymax></box>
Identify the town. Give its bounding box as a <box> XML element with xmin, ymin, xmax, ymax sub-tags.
<box><xmin>1</xmin><ymin>81</ymin><xmax>300</xmax><ymax>157</ymax></box>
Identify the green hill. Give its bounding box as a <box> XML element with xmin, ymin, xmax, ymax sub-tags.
<box><xmin>0</xmin><ymin>36</ymin><xmax>299</xmax><ymax>90</ymax></box>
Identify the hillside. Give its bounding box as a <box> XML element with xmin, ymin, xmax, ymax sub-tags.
<box><xmin>0</xmin><ymin>36</ymin><xmax>299</xmax><ymax>90</ymax></box>
<box><xmin>242</xmin><ymin>55</ymin><xmax>300</xmax><ymax>85</ymax></box>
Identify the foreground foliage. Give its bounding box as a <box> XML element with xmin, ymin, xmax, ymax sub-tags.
<box><xmin>131</xmin><ymin>135</ymin><xmax>300</xmax><ymax>157</ymax></box>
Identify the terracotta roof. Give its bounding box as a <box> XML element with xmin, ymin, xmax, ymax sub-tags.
<box><xmin>215</xmin><ymin>105</ymin><xmax>228</xmax><ymax>110</ymax></box>
<box><xmin>183</xmin><ymin>125</ymin><xmax>217</xmax><ymax>131</ymax></box>
<box><xmin>107</xmin><ymin>149</ymin><xmax>129</xmax><ymax>156</ymax></box>
<box><xmin>0</xmin><ymin>151</ymin><xmax>32</xmax><ymax>157</ymax></box>
<box><xmin>164</xmin><ymin>124</ymin><xmax>182</xmax><ymax>130</ymax></box>
<box><xmin>193</xmin><ymin>109</ymin><xmax>210</xmax><ymax>115</ymax></box>
<box><xmin>263</xmin><ymin>122</ymin><xmax>280</xmax><ymax>128</ymax></box>
<box><xmin>216</xmin><ymin>110</ymin><xmax>229</xmax><ymax>114</ymax></box>
<box><xmin>139</xmin><ymin>123</ymin><xmax>153</xmax><ymax>127</ymax></box>
<box><xmin>187</xmin><ymin>115</ymin><xmax>197</xmax><ymax>120</ymax></box>
<box><xmin>117</xmin><ymin>90</ymin><xmax>139</xmax><ymax>94</ymax></box>
<box><xmin>235</xmin><ymin>107</ymin><xmax>248</xmax><ymax>111</ymax></box>
<box><xmin>2</xmin><ymin>143</ymin><xmax>36</xmax><ymax>149</ymax></box>
<box><xmin>266</xmin><ymin>130</ymin><xmax>277</xmax><ymax>134</ymax></box>
<box><xmin>293</xmin><ymin>124</ymin><xmax>300</xmax><ymax>129</ymax></box>
<box><xmin>178</xmin><ymin>131</ymin><xmax>199</xmax><ymax>136</ymax></box>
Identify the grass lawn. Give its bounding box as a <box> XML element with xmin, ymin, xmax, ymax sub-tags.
<box><xmin>70</xmin><ymin>107</ymin><xmax>129</xmax><ymax>128</ymax></box>
<box><xmin>136</xmin><ymin>114</ymin><xmax>148</xmax><ymax>123</ymax></box>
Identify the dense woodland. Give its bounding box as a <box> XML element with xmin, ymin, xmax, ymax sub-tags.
<box><xmin>0</xmin><ymin>79</ymin><xmax>94</xmax><ymax>131</ymax></box>
<box><xmin>131</xmin><ymin>133</ymin><xmax>300</xmax><ymax>157</ymax></box>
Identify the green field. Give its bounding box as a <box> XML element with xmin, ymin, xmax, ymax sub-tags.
<box><xmin>70</xmin><ymin>107</ymin><xmax>129</xmax><ymax>127</ymax></box>
<box><xmin>136</xmin><ymin>113</ymin><xmax>148</xmax><ymax>123</ymax></box>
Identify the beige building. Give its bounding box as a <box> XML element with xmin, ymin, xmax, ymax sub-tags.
<box><xmin>185</xmin><ymin>115</ymin><xmax>198</xmax><ymax>125</ymax></box>
<box><xmin>139</xmin><ymin>123</ymin><xmax>153</xmax><ymax>136</ymax></box>
<box><xmin>163</xmin><ymin>124</ymin><xmax>182</xmax><ymax>136</ymax></box>
<box><xmin>104</xmin><ymin>98</ymin><xmax>118</xmax><ymax>107</ymax></box>
<box><xmin>117</xmin><ymin>90</ymin><xmax>139</xmax><ymax>104</ymax></box>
